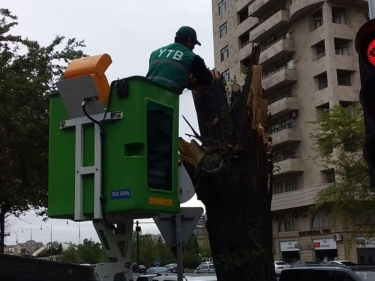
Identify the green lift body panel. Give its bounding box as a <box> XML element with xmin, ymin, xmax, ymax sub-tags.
<box><xmin>48</xmin><ymin>76</ymin><xmax>180</xmax><ymax>219</ymax></box>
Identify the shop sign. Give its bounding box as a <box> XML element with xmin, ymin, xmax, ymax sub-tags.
<box><xmin>356</xmin><ymin>237</ymin><xmax>375</xmax><ymax>248</ymax></box>
<box><xmin>280</xmin><ymin>241</ymin><xmax>298</xmax><ymax>252</ymax></box>
<box><xmin>313</xmin><ymin>238</ymin><xmax>337</xmax><ymax>250</ymax></box>
<box><xmin>295</xmin><ymin>243</ymin><xmax>314</xmax><ymax>250</ymax></box>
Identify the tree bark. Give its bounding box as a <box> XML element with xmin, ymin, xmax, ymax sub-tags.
<box><xmin>179</xmin><ymin>45</ymin><xmax>275</xmax><ymax>281</ymax></box>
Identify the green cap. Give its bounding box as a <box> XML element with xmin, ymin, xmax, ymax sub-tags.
<box><xmin>177</xmin><ymin>26</ymin><xmax>201</xmax><ymax>46</ymax></box>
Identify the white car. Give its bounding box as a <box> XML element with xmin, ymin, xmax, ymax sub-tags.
<box><xmin>194</xmin><ymin>262</ymin><xmax>215</xmax><ymax>274</ymax></box>
<box><xmin>153</xmin><ymin>273</ymin><xmax>217</xmax><ymax>281</ymax></box>
<box><xmin>274</xmin><ymin>261</ymin><xmax>292</xmax><ymax>276</ymax></box>
<box><xmin>324</xmin><ymin>260</ymin><xmax>357</xmax><ymax>266</ymax></box>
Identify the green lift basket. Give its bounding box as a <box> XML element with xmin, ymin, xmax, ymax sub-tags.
<box><xmin>48</xmin><ymin>74</ymin><xmax>181</xmax><ymax>220</ymax></box>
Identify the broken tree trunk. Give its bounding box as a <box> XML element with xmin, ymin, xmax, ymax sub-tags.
<box><xmin>179</xmin><ymin>45</ymin><xmax>275</xmax><ymax>281</ymax></box>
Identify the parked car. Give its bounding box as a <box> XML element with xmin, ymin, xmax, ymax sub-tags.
<box><xmin>274</xmin><ymin>261</ymin><xmax>292</xmax><ymax>276</ymax></box>
<box><xmin>165</xmin><ymin>263</ymin><xmax>178</xmax><ymax>273</ymax></box>
<box><xmin>153</xmin><ymin>273</ymin><xmax>217</xmax><ymax>281</ymax></box>
<box><xmin>138</xmin><ymin>265</ymin><xmax>147</xmax><ymax>274</ymax></box>
<box><xmin>146</xmin><ymin>266</ymin><xmax>169</xmax><ymax>275</ymax></box>
<box><xmin>292</xmin><ymin>261</ymin><xmax>321</xmax><ymax>267</ymax></box>
<box><xmin>324</xmin><ymin>260</ymin><xmax>357</xmax><ymax>267</ymax></box>
<box><xmin>279</xmin><ymin>265</ymin><xmax>375</xmax><ymax>281</ymax></box>
<box><xmin>194</xmin><ymin>262</ymin><xmax>215</xmax><ymax>274</ymax></box>
<box><xmin>132</xmin><ymin>263</ymin><xmax>147</xmax><ymax>274</ymax></box>
<box><xmin>136</xmin><ymin>274</ymin><xmax>157</xmax><ymax>281</ymax></box>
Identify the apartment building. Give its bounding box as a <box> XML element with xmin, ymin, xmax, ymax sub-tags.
<box><xmin>211</xmin><ymin>0</ymin><xmax>371</xmax><ymax>264</ymax></box>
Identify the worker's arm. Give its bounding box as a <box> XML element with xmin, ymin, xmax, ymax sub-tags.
<box><xmin>190</xmin><ymin>55</ymin><xmax>218</xmax><ymax>85</ymax></box>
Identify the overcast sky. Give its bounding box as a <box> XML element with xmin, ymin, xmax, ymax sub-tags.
<box><xmin>3</xmin><ymin>0</ymin><xmax>213</xmax><ymax>246</ymax></box>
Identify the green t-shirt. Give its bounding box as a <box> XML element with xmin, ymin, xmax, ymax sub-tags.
<box><xmin>146</xmin><ymin>42</ymin><xmax>196</xmax><ymax>92</ymax></box>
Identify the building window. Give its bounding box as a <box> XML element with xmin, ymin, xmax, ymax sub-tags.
<box><xmin>218</xmin><ymin>0</ymin><xmax>226</xmax><ymax>16</ymax></box>
<box><xmin>332</xmin><ymin>7</ymin><xmax>346</xmax><ymax>24</ymax></box>
<box><xmin>219</xmin><ymin>22</ymin><xmax>227</xmax><ymax>38</ymax></box>
<box><xmin>239</xmin><ymin>32</ymin><xmax>250</xmax><ymax>49</ymax></box>
<box><xmin>335</xmin><ymin>39</ymin><xmax>350</xmax><ymax>55</ymax></box>
<box><xmin>274</xmin><ymin>146</ymin><xmax>297</xmax><ymax>162</ymax></box>
<box><xmin>285</xmin><ymin>178</ymin><xmax>298</xmax><ymax>192</ymax></box>
<box><xmin>322</xmin><ymin>169</ymin><xmax>335</xmax><ymax>183</ymax></box>
<box><xmin>316</xmin><ymin>72</ymin><xmax>328</xmax><ymax>90</ymax></box>
<box><xmin>312</xmin><ymin>208</ymin><xmax>335</xmax><ymax>228</ymax></box>
<box><xmin>238</xmin><ymin>6</ymin><xmax>248</xmax><ymax>24</ymax></box>
<box><xmin>269</xmin><ymin>117</ymin><xmax>295</xmax><ymax>134</ymax></box>
<box><xmin>222</xmin><ymin>69</ymin><xmax>230</xmax><ymax>82</ymax></box>
<box><xmin>268</xmin><ymin>88</ymin><xmax>292</xmax><ymax>105</ymax></box>
<box><xmin>314</xmin><ymin>11</ymin><xmax>323</xmax><ymax>29</ymax></box>
<box><xmin>280</xmin><ymin>213</ymin><xmax>298</xmax><ymax>232</ymax></box>
<box><xmin>280</xmin><ymin>118</ymin><xmax>294</xmax><ymax>130</ymax></box>
<box><xmin>337</xmin><ymin>70</ymin><xmax>351</xmax><ymax>86</ymax></box>
<box><xmin>220</xmin><ymin>45</ymin><xmax>229</xmax><ymax>61</ymax></box>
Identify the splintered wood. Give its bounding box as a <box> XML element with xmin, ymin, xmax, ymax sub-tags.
<box><xmin>247</xmin><ymin>65</ymin><xmax>271</xmax><ymax>150</ymax></box>
<box><xmin>178</xmin><ymin>138</ymin><xmax>207</xmax><ymax>168</ymax></box>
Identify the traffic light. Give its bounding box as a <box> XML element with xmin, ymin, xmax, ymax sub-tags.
<box><xmin>355</xmin><ymin>19</ymin><xmax>375</xmax><ymax>187</ymax></box>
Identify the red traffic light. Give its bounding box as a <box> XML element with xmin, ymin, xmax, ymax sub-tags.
<box><xmin>367</xmin><ymin>38</ymin><xmax>375</xmax><ymax>68</ymax></box>
<box><xmin>356</xmin><ymin>19</ymin><xmax>375</xmax><ymax>69</ymax></box>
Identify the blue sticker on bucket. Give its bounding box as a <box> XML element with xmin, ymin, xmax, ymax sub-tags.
<box><xmin>111</xmin><ymin>189</ymin><xmax>131</xmax><ymax>199</ymax></box>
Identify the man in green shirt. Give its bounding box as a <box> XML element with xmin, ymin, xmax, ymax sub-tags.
<box><xmin>146</xmin><ymin>26</ymin><xmax>219</xmax><ymax>190</ymax></box>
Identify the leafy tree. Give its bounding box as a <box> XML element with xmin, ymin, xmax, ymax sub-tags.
<box><xmin>58</xmin><ymin>239</ymin><xmax>107</xmax><ymax>264</ymax></box>
<box><xmin>130</xmin><ymin>232</ymin><xmax>201</xmax><ymax>269</ymax></box>
<box><xmin>0</xmin><ymin>8</ymin><xmax>85</xmax><ymax>216</ymax></box>
<box><xmin>310</xmin><ymin>104</ymin><xmax>375</xmax><ymax>232</ymax></box>
<box><xmin>183</xmin><ymin>234</ymin><xmax>201</xmax><ymax>269</ymax></box>
<box><xmin>136</xmin><ymin>234</ymin><xmax>160</xmax><ymax>267</ymax></box>
<box><xmin>0</xmin><ymin>8</ymin><xmax>85</xmax><ymax>253</ymax></box>
<box><xmin>179</xmin><ymin>46</ymin><xmax>274</xmax><ymax>280</ymax></box>
<box><xmin>36</xmin><ymin>241</ymin><xmax>64</xmax><ymax>257</ymax></box>
<box><xmin>199</xmin><ymin>245</ymin><xmax>212</xmax><ymax>261</ymax></box>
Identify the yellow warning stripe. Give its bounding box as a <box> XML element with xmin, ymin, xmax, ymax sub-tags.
<box><xmin>149</xmin><ymin>197</ymin><xmax>173</xmax><ymax>207</ymax></box>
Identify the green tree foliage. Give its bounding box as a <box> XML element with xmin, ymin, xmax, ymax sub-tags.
<box><xmin>57</xmin><ymin>239</ymin><xmax>107</xmax><ymax>264</ymax></box>
<box><xmin>130</xmin><ymin>232</ymin><xmax>202</xmax><ymax>268</ymax></box>
<box><xmin>183</xmin><ymin>234</ymin><xmax>201</xmax><ymax>269</ymax></box>
<box><xmin>0</xmin><ymin>9</ymin><xmax>85</xmax><ymax>215</ymax></box>
<box><xmin>310</xmin><ymin>104</ymin><xmax>375</xmax><ymax>231</ymax></box>
<box><xmin>35</xmin><ymin>241</ymin><xmax>63</xmax><ymax>257</ymax></box>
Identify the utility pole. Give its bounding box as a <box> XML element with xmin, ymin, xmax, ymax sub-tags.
<box><xmin>136</xmin><ymin>221</ymin><xmax>141</xmax><ymax>273</ymax></box>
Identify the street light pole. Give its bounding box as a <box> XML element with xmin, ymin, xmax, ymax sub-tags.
<box><xmin>40</xmin><ymin>225</ymin><xmax>53</xmax><ymax>257</ymax></box>
<box><xmin>136</xmin><ymin>220</ymin><xmax>141</xmax><ymax>272</ymax></box>
<box><xmin>21</xmin><ymin>228</ymin><xmax>33</xmax><ymax>255</ymax></box>
<box><xmin>10</xmin><ymin>230</ymin><xmax>18</xmax><ymax>244</ymax></box>
<box><xmin>66</xmin><ymin>220</ymin><xmax>81</xmax><ymax>244</ymax></box>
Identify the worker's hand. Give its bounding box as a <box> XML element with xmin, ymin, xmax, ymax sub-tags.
<box><xmin>188</xmin><ymin>74</ymin><xmax>198</xmax><ymax>88</ymax></box>
<box><xmin>210</xmin><ymin>68</ymin><xmax>221</xmax><ymax>81</ymax></box>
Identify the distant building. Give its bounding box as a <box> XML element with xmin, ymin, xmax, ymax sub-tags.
<box><xmin>211</xmin><ymin>0</ymin><xmax>369</xmax><ymax>264</ymax></box>
<box><xmin>195</xmin><ymin>213</ymin><xmax>209</xmax><ymax>248</ymax></box>
<box><xmin>5</xmin><ymin>240</ymin><xmax>44</xmax><ymax>256</ymax></box>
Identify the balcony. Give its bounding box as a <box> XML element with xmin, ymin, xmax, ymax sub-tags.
<box><xmin>270</xmin><ymin>127</ymin><xmax>301</xmax><ymax>147</ymax></box>
<box><xmin>250</xmin><ymin>10</ymin><xmax>290</xmax><ymax>43</ymax></box>
<box><xmin>262</xmin><ymin>66</ymin><xmax>297</xmax><ymax>93</ymax></box>
<box><xmin>289</xmin><ymin>0</ymin><xmax>324</xmax><ymax>21</ymax></box>
<box><xmin>259</xmin><ymin>38</ymin><xmax>295</xmax><ymax>69</ymax></box>
<box><xmin>271</xmin><ymin>184</ymin><xmax>330</xmax><ymax>211</ymax></box>
<box><xmin>237</xmin><ymin>16</ymin><xmax>258</xmax><ymax>37</ymax></box>
<box><xmin>249</xmin><ymin>0</ymin><xmax>285</xmax><ymax>18</ymax></box>
<box><xmin>274</xmin><ymin>157</ymin><xmax>303</xmax><ymax>176</ymax></box>
<box><xmin>334</xmin><ymin>51</ymin><xmax>357</xmax><ymax>71</ymax></box>
<box><xmin>237</xmin><ymin>0</ymin><xmax>254</xmax><ymax>12</ymax></box>
<box><xmin>238</xmin><ymin>41</ymin><xmax>253</xmax><ymax>62</ymax></box>
<box><xmin>268</xmin><ymin>96</ymin><xmax>299</xmax><ymax>119</ymax></box>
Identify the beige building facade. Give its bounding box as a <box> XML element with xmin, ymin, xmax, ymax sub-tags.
<box><xmin>211</xmin><ymin>0</ymin><xmax>372</xmax><ymax>264</ymax></box>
